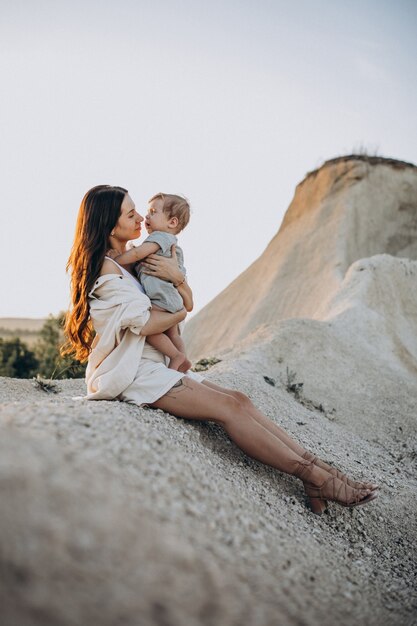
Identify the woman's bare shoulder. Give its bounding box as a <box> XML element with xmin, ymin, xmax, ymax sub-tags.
<box><xmin>100</xmin><ymin>258</ymin><xmax>123</xmax><ymax>276</ymax></box>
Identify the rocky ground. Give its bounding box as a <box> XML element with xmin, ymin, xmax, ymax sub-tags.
<box><xmin>1</xmin><ymin>364</ymin><xmax>416</xmax><ymax>626</ymax></box>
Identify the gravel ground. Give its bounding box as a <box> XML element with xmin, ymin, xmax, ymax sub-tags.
<box><xmin>0</xmin><ymin>362</ymin><xmax>416</xmax><ymax>626</ymax></box>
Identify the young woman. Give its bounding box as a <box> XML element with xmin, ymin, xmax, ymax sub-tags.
<box><xmin>64</xmin><ymin>185</ymin><xmax>378</xmax><ymax>515</ymax></box>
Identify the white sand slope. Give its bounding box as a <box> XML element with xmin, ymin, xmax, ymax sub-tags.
<box><xmin>222</xmin><ymin>254</ymin><xmax>417</xmax><ymax>438</ymax></box>
<box><xmin>184</xmin><ymin>156</ymin><xmax>417</xmax><ymax>361</ymax></box>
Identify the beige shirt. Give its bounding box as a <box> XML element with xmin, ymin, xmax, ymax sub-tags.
<box><xmin>86</xmin><ymin>274</ymin><xmax>152</xmax><ymax>400</ymax></box>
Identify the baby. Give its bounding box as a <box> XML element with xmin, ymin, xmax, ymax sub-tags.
<box><xmin>114</xmin><ymin>193</ymin><xmax>192</xmax><ymax>372</ymax></box>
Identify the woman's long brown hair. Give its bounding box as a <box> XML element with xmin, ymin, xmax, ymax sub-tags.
<box><xmin>62</xmin><ymin>185</ymin><xmax>128</xmax><ymax>361</ymax></box>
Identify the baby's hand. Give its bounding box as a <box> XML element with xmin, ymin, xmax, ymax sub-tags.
<box><xmin>106</xmin><ymin>248</ymin><xmax>119</xmax><ymax>259</ymax></box>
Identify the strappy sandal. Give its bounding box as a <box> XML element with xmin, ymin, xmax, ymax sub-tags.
<box><xmin>292</xmin><ymin>460</ymin><xmax>328</xmax><ymax>514</ymax></box>
<box><xmin>292</xmin><ymin>459</ymin><xmax>378</xmax><ymax>514</ymax></box>
<box><xmin>302</xmin><ymin>451</ymin><xmax>378</xmax><ymax>491</ymax></box>
<box><xmin>304</xmin><ymin>476</ymin><xmax>378</xmax><ymax>510</ymax></box>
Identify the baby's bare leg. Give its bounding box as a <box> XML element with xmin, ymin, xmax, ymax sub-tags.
<box><xmin>148</xmin><ymin>305</ymin><xmax>191</xmax><ymax>372</ymax></box>
<box><xmin>166</xmin><ymin>325</ymin><xmax>191</xmax><ymax>372</ymax></box>
<box><xmin>146</xmin><ymin>333</ymin><xmax>188</xmax><ymax>371</ymax></box>
<box><xmin>166</xmin><ymin>324</ymin><xmax>187</xmax><ymax>355</ymax></box>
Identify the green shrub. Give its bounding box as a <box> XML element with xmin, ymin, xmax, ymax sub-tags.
<box><xmin>0</xmin><ymin>315</ymin><xmax>85</xmax><ymax>380</ymax></box>
<box><xmin>0</xmin><ymin>337</ymin><xmax>39</xmax><ymax>378</ymax></box>
<box><xmin>35</xmin><ymin>314</ymin><xmax>86</xmax><ymax>379</ymax></box>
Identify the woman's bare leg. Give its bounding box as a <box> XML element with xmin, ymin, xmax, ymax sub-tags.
<box><xmin>151</xmin><ymin>378</ymin><xmax>306</xmax><ymax>472</ymax></box>
<box><xmin>202</xmin><ymin>380</ymin><xmax>306</xmax><ymax>456</ymax></box>
<box><xmin>202</xmin><ymin>380</ymin><xmax>377</xmax><ymax>492</ymax></box>
<box><xmin>149</xmin><ymin>378</ymin><xmax>374</xmax><ymax>507</ymax></box>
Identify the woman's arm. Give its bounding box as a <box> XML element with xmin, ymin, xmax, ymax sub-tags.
<box><xmin>141</xmin><ymin>245</ymin><xmax>194</xmax><ymax>312</ymax></box>
<box><xmin>174</xmin><ymin>279</ymin><xmax>193</xmax><ymax>312</ymax></box>
<box><xmin>140</xmin><ymin>308</ymin><xmax>187</xmax><ymax>336</ymax></box>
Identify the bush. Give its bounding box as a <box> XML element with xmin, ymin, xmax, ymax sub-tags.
<box><xmin>0</xmin><ymin>337</ymin><xmax>39</xmax><ymax>378</ymax></box>
<box><xmin>0</xmin><ymin>315</ymin><xmax>85</xmax><ymax>380</ymax></box>
<box><xmin>35</xmin><ymin>314</ymin><xmax>86</xmax><ymax>379</ymax></box>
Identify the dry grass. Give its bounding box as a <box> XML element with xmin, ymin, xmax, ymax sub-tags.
<box><xmin>303</xmin><ymin>153</ymin><xmax>416</xmax><ymax>184</ymax></box>
<box><xmin>0</xmin><ymin>318</ymin><xmax>45</xmax><ymax>331</ymax></box>
<box><xmin>0</xmin><ymin>318</ymin><xmax>45</xmax><ymax>347</ymax></box>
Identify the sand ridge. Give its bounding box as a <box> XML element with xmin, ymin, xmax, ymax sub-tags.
<box><xmin>184</xmin><ymin>156</ymin><xmax>417</xmax><ymax>360</ymax></box>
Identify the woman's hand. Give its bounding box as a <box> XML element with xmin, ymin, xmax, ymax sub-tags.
<box><xmin>141</xmin><ymin>244</ymin><xmax>194</xmax><ymax>311</ymax></box>
<box><xmin>141</xmin><ymin>244</ymin><xmax>184</xmax><ymax>284</ymax></box>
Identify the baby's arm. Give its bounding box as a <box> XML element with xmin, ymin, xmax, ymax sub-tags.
<box><xmin>115</xmin><ymin>242</ymin><xmax>160</xmax><ymax>266</ymax></box>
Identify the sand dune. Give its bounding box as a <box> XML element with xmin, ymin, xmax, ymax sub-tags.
<box><xmin>223</xmin><ymin>254</ymin><xmax>417</xmax><ymax>438</ymax></box>
<box><xmin>184</xmin><ymin>156</ymin><xmax>417</xmax><ymax>360</ymax></box>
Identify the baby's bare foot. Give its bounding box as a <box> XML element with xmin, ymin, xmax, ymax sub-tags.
<box><xmin>178</xmin><ymin>357</ymin><xmax>192</xmax><ymax>373</ymax></box>
<box><xmin>168</xmin><ymin>352</ymin><xmax>185</xmax><ymax>372</ymax></box>
<box><xmin>168</xmin><ymin>354</ymin><xmax>187</xmax><ymax>371</ymax></box>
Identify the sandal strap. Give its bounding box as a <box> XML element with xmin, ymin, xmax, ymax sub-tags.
<box><xmin>291</xmin><ymin>459</ymin><xmax>315</xmax><ymax>482</ymax></box>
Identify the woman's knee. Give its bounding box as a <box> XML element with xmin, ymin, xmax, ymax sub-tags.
<box><xmin>218</xmin><ymin>394</ymin><xmax>246</xmax><ymax>424</ymax></box>
<box><xmin>229</xmin><ymin>390</ymin><xmax>253</xmax><ymax>410</ymax></box>
<box><xmin>220</xmin><ymin>394</ymin><xmax>256</xmax><ymax>431</ymax></box>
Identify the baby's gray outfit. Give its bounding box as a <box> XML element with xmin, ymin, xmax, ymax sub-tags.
<box><xmin>135</xmin><ymin>231</ymin><xmax>186</xmax><ymax>313</ymax></box>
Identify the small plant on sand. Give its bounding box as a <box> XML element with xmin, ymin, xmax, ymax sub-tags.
<box><xmin>351</xmin><ymin>142</ymin><xmax>380</xmax><ymax>158</ymax></box>
<box><xmin>285</xmin><ymin>367</ymin><xmax>304</xmax><ymax>400</ymax></box>
<box><xmin>284</xmin><ymin>366</ymin><xmax>336</xmax><ymax>420</ymax></box>
<box><xmin>32</xmin><ymin>374</ymin><xmax>59</xmax><ymax>394</ymax></box>
<box><xmin>192</xmin><ymin>357</ymin><xmax>222</xmax><ymax>372</ymax></box>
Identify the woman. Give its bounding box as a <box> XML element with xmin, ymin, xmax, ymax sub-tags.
<box><xmin>64</xmin><ymin>185</ymin><xmax>378</xmax><ymax>515</ymax></box>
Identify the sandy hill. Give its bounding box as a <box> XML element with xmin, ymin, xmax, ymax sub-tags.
<box><xmin>184</xmin><ymin>155</ymin><xmax>417</xmax><ymax>360</ymax></box>
<box><xmin>1</xmin><ymin>155</ymin><xmax>416</xmax><ymax>626</ymax></box>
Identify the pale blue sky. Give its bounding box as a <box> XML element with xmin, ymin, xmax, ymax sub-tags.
<box><xmin>0</xmin><ymin>0</ymin><xmax>416</xmax><ymax>318</ymax></box>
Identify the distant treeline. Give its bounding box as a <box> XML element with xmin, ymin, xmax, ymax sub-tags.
<box><xmin>0</xmin><ymin>328</ymin><xmax>41</xmax><ymax>338</ymax></box>
<box><xmin>0</xmin><ymin>314</ymin><xmax>85</xmax><ymax>379</ymax></box>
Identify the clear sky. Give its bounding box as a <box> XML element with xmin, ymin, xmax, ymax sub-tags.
<box><xmin>0</xmin><ymin>0</ymin><xmax>416</xmax><ymax>318</ymax></box>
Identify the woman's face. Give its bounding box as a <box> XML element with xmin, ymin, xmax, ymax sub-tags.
<box><xmin>112</xmin><ymin>194</ymin><xmax>143</xmax><ymax>242</ymax></box>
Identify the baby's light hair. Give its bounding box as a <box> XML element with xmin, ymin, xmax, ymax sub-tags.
<box><xmin>148</xmin><ymin>193</ymin><xmax>190</xmax><ymax>233</ymax></box>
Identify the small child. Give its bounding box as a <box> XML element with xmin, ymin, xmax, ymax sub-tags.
<box><xmin>114</xmin><ymin>193</ymin><xmax>192</xmax><ymax>372</ymax></box>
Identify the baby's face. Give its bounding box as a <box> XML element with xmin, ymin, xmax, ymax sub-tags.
<box><xmin>145</xmin><ymin>198</ymin><xmax>171</xmax><ymax>234</ymax></box>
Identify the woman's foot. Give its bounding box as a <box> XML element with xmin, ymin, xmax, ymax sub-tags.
<box><xmin>305</xmin><ymin>475</ymin><xmax>377</xmax><ymax>510</ymax></box>
<box><xmin>292</xmin><ymin>460</ymin><xmax>378</xmax><ymax>513</ymax></box>
<box><xmin>302</xmin><ymin>451</ymin><xmax>378</xmax><ymax>492</ymax></box>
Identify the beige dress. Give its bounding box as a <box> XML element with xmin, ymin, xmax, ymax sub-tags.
<box><xmin>86</xmin><ymin>259</ymin><xmax>202</xmax><ymax>407</ymax></box>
